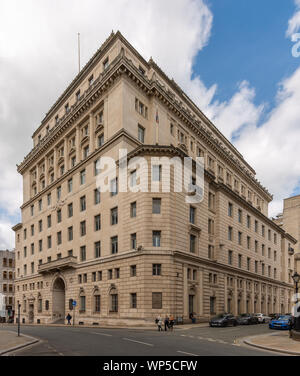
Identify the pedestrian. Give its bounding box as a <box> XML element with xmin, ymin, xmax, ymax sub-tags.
<box><xmin>156</xmin><ymin>315</ymin><xmax>163</xmax><ymax>332</ymax></box>
<box><xmin>169</xmin><ymin>314</ymin><xmax>174</xmax><ymax>331</ymax></box>
<box><xmin>66</xmin><ymin>313</ymin><xmax>72</xmax><ymax>325</ymax></box>
<box><xmin>164</xmin><ymin>315</ymin><xmax>170</xmax><ymax>331</ymax></box>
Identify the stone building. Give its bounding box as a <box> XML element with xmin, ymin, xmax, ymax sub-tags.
<box><xmin>0</xmin><ymin>250</ymin><xmax>15</xmax><ymax>322</ymax></box>
<box><xmin>13</xmin><ymin>31</ymin><xmax>296</xmax><ymax>325</ymax></box>
<box><xmin>273</xmin><ymin>196</ymin><xmax>300</xmax><ymax>275</ymax></box>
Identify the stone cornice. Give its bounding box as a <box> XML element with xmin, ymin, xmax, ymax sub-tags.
<box><xmin>12</xmin><ymin>223</ymin><xmax>23</xmax><ymax>232</ymax></box>
<box><xmin>19</xmin><ymin>45</ymin><xmax>271</xmax><ymax>201</ymax></box>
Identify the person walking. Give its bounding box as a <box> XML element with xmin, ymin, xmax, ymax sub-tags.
<box><xmin>164</xmin><ymin>315</ymin><xmax>170</xmax><ymax>331</ymax></box>
<box><xmin>156</xmin><ymin>315</ymin><xmax>163</xmax><ymax>332</ymax></box>
<box><xmin>66</xmin><ymin>313</ymin><xmax>72</xmax><ymax>325</ymax></box>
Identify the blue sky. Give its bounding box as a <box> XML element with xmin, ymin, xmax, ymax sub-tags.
<box><xmin>194</xmin><ymin>0</ymin><xmax>299</xmax><ymax>115</ymax></box>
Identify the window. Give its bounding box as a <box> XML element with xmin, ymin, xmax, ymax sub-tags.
<box><xmin>80</xmin><ymin>296</ymin><xmax>86</xmax><ymax>312</ymax></box>
<box><xmin>131</xmin><ymin>233</ymin><xmax>137</xmax><ymax>250</ymax></box>
<box><xmin>71</xmin><ymin>156</ymin><xmax>76</xmax><ymax>167</ymax></box>
<box><xmin>238</xmin><ymin>254</ymin><xmax>242</xmax><ymax>268</ymax></box>
<box><xmin>88</xmin><ymin>75</ymin><xmax>94</xmax><ymax>86</ymax></box>
<box><xmin>189</xmin><ymin>207</ymin><xmax>196</xmax><ymax>224</ymax></box>
<box><xmin>153</xmin><ymin>231</ymin><xmax>161</xmax><ymax>247</ymax></box>
<box><xmin>31</xmin><ymin>205</ymin><xmax>34</xmax><ymax>216</ymax></box>
<box><xmin>208</xmin><ymin>192</ymin><xmax>215</xmax><ymax>211</ymax></box>
<box><xmin>262</xmin><ymin>263</ymin><xmax>265</xmax><ymax>275</ymax></box>
<box><xmin>39</xmin><ymin>239</ymin><xmax>43</xmax><ymax>252</ymax></box>
<box><xmin>57</xmin><ymin>209</ymin><xmax>62</xmax><ymax>223</ymax></box>
<box><xmin>80</xmin><ymin>246</ymin><xmax>86</xmax><ymax>261</ymax></box>
<box><xmin>68</xmin><ymin>226</ymin><xmax>73</xmax><ymax>241</ymax></box>
<box><xmin>111</xmin><ymin>207</ymin><xmax>118</xmax><ymax>225</ymax></box>
<box><xmin>98</xmin><ymin>271</ymin><xmax>102</xmax><ymax>281</ymax></box>
<box><xmin>95</xmin><ymin>215</ymin><xmax>101</xmax><ymax>231</ymax></box>
<box><xmin>80</xmin><ymin>221</ymin><xmax>86</xmax><ymax>236</ymax></box>
<box><xmin>111</xmin><ymin>236</ymin><xmax>118</xmax><ymax>254</ymax></box>
<box><xmin>83</xmin><ymin>146</ymin><xmax>89</xmax><ymax>159</ymax></box>
<box><xmin>94</xmin><ymin>295</ymin><xmax>101</xmax><ymax>313</ymax></box>
<box><xmin>228</xmin><ymin>227</ymin><xmax>233</xmax><ymax>241</ymax></box>
<box><xmin>190</xmin><ymin>234</ymin><xmax>196</xmax><ymax>253</ymax></box>
<box><xmin>68</xmin><ymin>250</ymin><xmax>73</xmax><ymax>257</ymax></box>
<box><xmin>247</xmin><ymin>215</ymin><xmax>251</xmax><ymax>229</ymax></box>
<box><xmin>76</xmin><ymin>90</ymin><xmax>81</xmax><ymax>102</ymax></box>
<box><xmin>247</xmin><ymin>236</ymin><xmax>251</xmax><ymax>249</ymax></box>
<box><xmin>138</xmin><ymin>124</ymin><xmax>145</xmax><ymax>143</ymax></box>
<box><xmin>247</xmin><ymin>257</ymin><xmax>251</xmax><ymax>271</ymax></box>
<box><xmin>268</xmin><ymin>229</ymin><xmax>271</xmax><ymax>241</ymax></box>
<box><xmin>255</xmin><ymin>220</ymin><xmax>258</xmax><ymax>233</ymax></box>
<box><xmin>152</xmin><ymin>165</ymin><xmax>162</xmax><ymax>182</ymax></box>
<box><xmin>57</xmin><ymin>186</ymin><xmax>61</xmax><ymax>200</ymax></box>
<box><xmin>80</xmin><ymin>170</ymin><xmax>86</xmax><ymax>185</ymax></box>
<box><xmin>94</xmin><ymin>189</ymin><xmax>101</xmax><ymax>204</ymax></box>
<box><xmin>130</xmin><ymin>170</ymin><xmax>137</xmax><ymax>187</ymax></box>
<box><xmin>255</xmin><ymin>261</ymin><xmax>258</xmax><ymax>273</ymax></box>
<box><xmin>152</xmin><ymin>292</ymin><xmax>162</xmax><ymax>309</ymax></box>
<box><xmin>97</xmin><ymin>133</ymin><xmax>104</xmax><ymax>148</ymax></box>
<box><xmin>110</xmin><ymin>294</ymin><xmax>118</xmax><ymax>312</ymax></box>
<box><xmin>47</xmin><ymin>215</ymin><xmax>52</xmax><ymax>228</ymax></box>
<box><xmin>228</xmin><ymin>203</ymin><xmax>233</xmax><ymax>217</ymax></box>
<box><xmin>47</xmin><ymin>236</ymin><xmax>52</xmax><ymax>249</ymax></box>
<box><xmin>115</xmin><ymin>268</ymin><xmax>120</xmax><ymax>279</ymax></box>
<box><xmin>262</xmin><ymin>225</ymin><xmax>265</xmax><ymax>237</ymax></box>
<box><xmin>39</xmin><ymin>199</ymin><xmax>42</xmax><ymax>211</ymax></box>
<box><xmin>57</xmin><ymin>231</ymin><xmax>62</xmax><ymax>245</ymax></box>
<box><xmin>152</xmin><ymin>264</ymin><xmax>161</xmax><ymax>276</ymax></box>
<box><xmin>68</xmin><ymin>179</ymin><xmax>73</xmax><ymax>193</ymax></box>
<box><xmin>108</xmin><ymin>269</ymin><xmax>113</xmax><ymax>280</ymax></box>
<box><xmin>68</xmin><ymin>203</ymin><xmax>73</xmax><ymax>218</ymax></box>
<box><xmin>39</xmin><ymin>220</ymin><xmax>43</xmax><ymax>232</ymax></box>
<box><xmin>110</xmin><ymin>178</ymin><xmax>118</xmax><ymax>196</ymax></box>
<box><xmin>80</xmin><ymin>196</ymin><xmax>86</xmax><ymax>211</ymax></box>
<box><xmin>228</xmin><ymin>251</ymin><xmax>233</xmax><ymax>265</ymax></box>
<box><xmin>238</xmin><ymin>209</ymin><xmax>242</xmax><ymax>223</ymax></box>
<box><xmin>95</xmin><ymin>241</ymin><xmax>101</xmax><ymax>259</ymax></box>
<box><xmin>208</xmin><ymin>245</ymin><xmax>214</xmax><ymax>260</ymax></box>
<box><xmin>31</xmin><ymin>243</ymin><xmax>34</xmax><ymax>255</ymax></box>
<box><xmin>130</xmin><ymin>265</ymin><xmax>137</xmax><ymax>277</ymax></box>
<box><xmin>130</xmin><ymin>202</ymin><xmax>137</xmax><ymax>218</ymax></box>
<box><xmin>238</xmin><ymin>232</ymin><xmax>242</xmax><ymax>245</ymax></box>
<box><xmin>130</xmin><ymin>293</ymin><xmax>137</xmax><ymax>309</ymax></box>
<box><xmin>208</xmin><ymin>219</ymin><xmax>214</xmax><ymax>235</ymax></box>
<box><xmin>31</xmin><ymin>224</ymin><xmax>34</xmax><ymax>236</ymax></box>
<box><xmin>65</xmin><ymin>103</ymin><xmax>69</xmax><ymax>114</ymax></box>
<box><xmin>103</xmin><ymin>57</ymin><xmax>109</xmax><ymax>70</ymax></box>
<box><xmin>152</xmin><ymin>198</ymin><xmax>161</xmax><ymax>214</ymax></box>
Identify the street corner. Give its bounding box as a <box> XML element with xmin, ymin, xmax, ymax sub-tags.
<box><xmin>0</xmin><ymin>330</ymin><xmax>39</xmax><ymax>356</ymax></box>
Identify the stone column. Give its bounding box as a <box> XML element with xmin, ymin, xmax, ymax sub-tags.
<box><xmin>258</xmin><ymin>283</ymin><xmax>262</xmax><ymax>313</ymax></box>
<box><xmin>234</xmin><ymin>277</ymin><xmax>238</xmax><ymax>316</ymax></box>
<box><xmin>224</xmin><ymin>274</ymin><xmax>228</xmax><ymax>313</ymax></box>
<box><xmin>243</xmin><ymin>280</ymin><xmax>247</xmax><ymax>313</ymax></box>
<box><xmin>198</xmin><ymin>269</ymin><xmax>203</xmax><ymax>316</ymax></box>
<box><xmin>251</xmin><ymin>281</ymin><xmax>255</xmax><ymax>313</ymax></box>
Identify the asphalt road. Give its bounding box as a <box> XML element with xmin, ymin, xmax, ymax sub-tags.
<box><xmin>0</xmin><ymin>323</ymin><xmax>277</xmax><ymax>356</ymax></box>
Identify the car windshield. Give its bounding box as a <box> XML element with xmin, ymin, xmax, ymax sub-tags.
<box><xmin>277</xmin><ymin>316</ymin><xmax>290</xmax><ymax>321</ymax></box>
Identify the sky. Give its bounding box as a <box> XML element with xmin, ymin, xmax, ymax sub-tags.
<box><xmin>0</xmin><ymin>0</ymin><xmax>300</xmax><ymax>249</ymax></box>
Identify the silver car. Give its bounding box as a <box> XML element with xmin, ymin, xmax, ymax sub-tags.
<box><xmin>253</xmin><ymin>313</ymin><xmax>271</xmax><ymax>323</ymax></box>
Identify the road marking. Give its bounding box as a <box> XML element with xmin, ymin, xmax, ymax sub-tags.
<box><xmin>207</xmin><ymin>338</ymin><xmax>217</xmax><ymax>342</ymax></box>
<box><xmin>177</xmin><ymin>350</ymin><xmax>198</xmax><ymax>356</ymax></box>
<box><xmin>122</xmin><ymin>338</ymin><xmax>154</xmax><ymax>347</ymax></box>
<box><xmin>91</xmin><ymin>332</ymin><xmax>112</xmax><ymax>337</ymax></box>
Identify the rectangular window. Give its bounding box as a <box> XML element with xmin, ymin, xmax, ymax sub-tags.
<box><xmin>111</xmin><ymin>207</ymin><xmax>118</xmax><ymax>225</ymax></box>
<box><xmin>152</xmin><ymin>231</ymin><xmax>161</xmax><ymax>247</ymax></box>
<box><xmin>80</xmin><ymin>246</ymin><xmax>86</xmax><ymax>261</ymax></box>
<box><xmin>80</xmin><ymin>296</ymin><xmax>86</xmax><ymax>312</ymax></box>
<box><xmin>152</xmin><ymin>165</ymin><xmax>162</xmax><ymax>182</ymax></box>
<box><xmin>110</xmin><ymin>178</ymin><xmax>118</xmax><ymax>196</ymax></box>
<box><xmin>110</xmin><ymin>294</ymin><xmax>118</xmax><ymax>312</ymax></box>
<box><xmin>247</xmin><ymin>258</ymin><xmax>251</xmax><ymax>271</ymax></box>
<box><xmin>152</xmin><ymin>264</ymin><xmax>161</xmax><ymax>276</ymax></box>
<box><xmin>190</xmin><ymin>234</ymin><xmax>196</xmax><ymax>253</ymax></box>
<box><xmin>111</xmin><ymin>236</ymin><xmax>118</xmax><ymax>254</ymax></box>
<box><xmin>228</xmin><ymin>250</ymin><xmax>233</xmax><ymax>265</ymax></box>
<box><xmin>39</xmin><ymin>239</ymin><xmax>43</xmax><ymax>252</ymax></box>
<box><xmin>68</xmin><ymin>203</ymin><xmax>73</xmax><ymax>218</ymax></box>
<box><xmin>152</xmin><ymin>292</ymin><xmax>162</xmax><ymax>309</ymax></box>
<box><xmin>80</xmin><ymin>196</ymin><xmax>86</xmax><ymax>211</ymax></box>
<box><xmin>94</xmin><ymin>295</ymin><xmax>101</xmax><ymax>313</ymax></box>
<box><xmin>57</xmin><ymin>209</ymin><xmax>62</xmax><ymax>223</ymax></box>
<box><xmin>95</xmin><ymin>241</ymin><xmax>101</xmax><ymax>259</ymax></box>
<box><xmin>189</xmin><ymin>207</ymin><xmax>196</xmax><ymax>224</ymax></box>
<box><xmin>130</xmin><ymin>202</ymin><xmax>137</xmax><ymax>218</ymax></box>
<box><xmin>152</xmin><ymin>198</ymin><xmax>161</xmax><ymax>214</ymax></box>
<box><xmin>80</xmin><ymin>170</ymin><xmax>86</xmax><ymax>185</ymax></box>
<box><xmin>238</xmin><ymin>254</ymin><xmax>242</xmax><ymax>268</ymax></box>
<box><xmin>68</xmin><ymin>226</ymin><xmax>73</xmax><ymax>241</ymax></box>
<box><xmin>138</xmin><ymin>124</ymin><xmax>145</xmax><ymax>143</ymax></box>
<box><xmin>80</xmin><ymin>221</ymin><xmax>86</xmax><ymax>236</ymax></box>
<box><xmin>68</xmin><ymin>179</ymin><xmax>73</xmax><ymax>193</ymax></box>
<box><xmin>131</xmin><ymin>233</ymin><xmax>137</xmax><ymax>250</ymax></box>
<box><xmin>228</xmin><ymin>227</ymin><xmax>233</xmax><ymax>241</ymax></box>
<box><xmin>57</xmin><ymin>231</ymin><xmax>62</xmax><ymax>245</ymax></box>
<box><xmin>95</xmin><ymin>215</ymin><xmax>101</xmax><ymax>231</ymax></box>
<box><xmin>39</xmin><ymin>220</ymin><xmax>43</xmax><ymax>232</ymax></box>
<box><xmin>47</xmin><ymin>193</ymin><xmax>51</xmax><ymax>206</ymax></box>
<box><xmin>94</xmin><ymin>189</ymin><xmax>101</xmax><ymax>204</ymax></box>
<box><xmin>130</xmin><ymin>265</ymin><xmax>137</xmax><ymax>277</ymax></box>
<box><xmin>228</xmin><ymin>203</ymin><xmax>233</xmax><ymax>217</ymax></box>
<box><xmin>238</xmin><ymin>232</ymin><xmax>242</xmax><ymax>245</ymax></box>
<box><xmin>47</xmin><ymin>236</ymin><xmax>52</xmax><ymax>249</ymax></box>
<box><xmin>130</xmin><ymin>293</ymin><xmax>137</xmax><ymax>309</ymax></box>
<box><xmin>238</xmin><ymin>209</ymin><xmax>242</xmax><ymax>223</ymax></box>
<box><xmin>57</xmin><ymin>186</ymin><xmax>61</xmax><ymax>200</ymax></box>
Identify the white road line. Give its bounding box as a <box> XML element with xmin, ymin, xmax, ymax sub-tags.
<box><xmin>122</xmin><ymin>338</ymin><xmax>154</xmax><ymax>347</ymax></box>
<box><xmin>91</xmin><ymin>332</ymin><xmax>113</xmax><ymax>337</ymax></box>
<box><xmin>177</xmin><ymin>350</ymin><xmax>198</xmax><ymax>356</ymax></box>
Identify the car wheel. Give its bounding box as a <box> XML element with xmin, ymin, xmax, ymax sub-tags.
<box><xmin>263</xmin><ymin>319</ymin><xmax>265</xmax><ymax>324</ymax></box>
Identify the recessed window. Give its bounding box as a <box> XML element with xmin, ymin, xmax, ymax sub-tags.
<box><xmin>95</xmin><ymin>215</ymin><xmax>101</xmax><ymax>231</ymax></box>
<box><xmin>130</xmin><ymin>202</ymin><xmax>137</xmax><ymax>218</ymax></box>
<box><xmin>138</xmin><ymin>125</ymin><xmax>145</xmax><ymax>143</ymax></box>
<box><xmin>111</xmin><ymin>207</ymin><xmax>118</xmax><ymax>225</ymax></box>
<box><xmin>152</xmin><ymin>264</ymin><xmax>161</xmax><ymax>276</ymax></box>
<box><xmin>95</xmin><ymin>241</ymin><xmax>101</xmax><ymax>259</ymax></box>
<box><xmin>111</xmin><ymin>236</ymin><xmax>118</xmax><ymax>254</ymax></box>
<box><xmin>80</xmin><ymin>246</ymin><xmax>86</xmax><ymax>262</ymax></box>
<box><xmin>131</xmin><ymin>233</ymin><xmax>137</xmax><ymax>250</ymax></box>
<box><xmin>152</xmin><ymin>198</ymin><xmax>161</xmax><ymax>214</ymax></box>
<box><xmin>94</xmin><ymin>189</ymin><xmax>101</xmax><ymax>204</ymax></box>
<box><xmin>152</xmin><ymin>231</ymin><xmax>161</xmax><ymax>247</ymax></box>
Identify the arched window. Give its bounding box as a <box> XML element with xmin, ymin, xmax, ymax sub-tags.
<box><xmin>109</xmin><ymin>288</ymin><xmax>118</xmax><ymax>313</ymax></box>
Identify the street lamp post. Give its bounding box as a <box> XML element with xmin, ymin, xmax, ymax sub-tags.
<box><xmin>17</xmin><ymin>303</ymin><xmax>21</xmax><ymax>337</ymax></box>
<box><xmin>292</xmin><ymin>272</ymin><xmax>300</xmax><ymax>331</ymax></box>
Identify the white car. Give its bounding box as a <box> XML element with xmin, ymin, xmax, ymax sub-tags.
<box><xmin>253</xmin><ymin>313</ymin><xmax>271</xmax><ymax>323</ymax></box>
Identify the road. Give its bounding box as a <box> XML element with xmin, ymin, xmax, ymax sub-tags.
<box><xmin>0</xmin><ymin>323</ymin><xmax>278</xmax><ymax>356</ymax></box>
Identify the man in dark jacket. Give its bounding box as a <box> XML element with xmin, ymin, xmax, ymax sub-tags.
<box><xmin>66</xmin><ymin>313</ymin><xmax>72</xmax><ymax>325</ymax></box>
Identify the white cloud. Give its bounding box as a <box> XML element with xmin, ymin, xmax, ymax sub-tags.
<box><xmin>0</xmin><ymin>218</ymin><xmax>15</xmax><ymax>250</ymax></box>
<box><xmin>287</xmin><ymin>0</ymin><xmax>300</xmax><ymax>37</ymax></box>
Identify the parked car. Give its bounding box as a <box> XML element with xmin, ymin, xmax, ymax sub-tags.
<box><xmin>269</xmin><ymin>315</ymin><xmax>292</xmax><ymax>330</ymax></box>
<box><xmin>237</xmin><ymin>313</ymin><xmax>259</xmax><ymax>325</ymax></box>
<box><xmin>209</xmin><ymin>314</ymin><xmax>238</xmax><ymax>327</ymax></box>
<box><xmin>253</xmin><ymin>313</ymin><xmax>271</xmax><ymax>323</ymax></box>
<box><xmin>269</xmin><ymin>313</ymin><xmax>281</xmax><ymax>320</ymax></box>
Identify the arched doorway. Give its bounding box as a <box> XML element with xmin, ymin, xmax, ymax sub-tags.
<box><xmin>52</xmin><ymin>277</ymin><xmax>65</xmax><ymax>323</ymax></box>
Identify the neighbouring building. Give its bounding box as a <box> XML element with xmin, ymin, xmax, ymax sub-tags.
<box><xmin>273</xmin><ymin>195</ymin><xmax>300</xmax><ymax>275</ymax></box>
<box><xmin>13</xmin><ymin>31</ymin><xmax>296</xmax><ymax>325</ymax></box>
<box><xmin>0</xmin><ymin>250</ymin><xmax>15</xmax><ymax>322</ymax></box>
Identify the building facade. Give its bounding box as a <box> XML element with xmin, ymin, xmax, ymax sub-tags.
<box><xmin>0</xmin><ymin>250</ymin><xmax>15</xmax><ymax>322</ymax></box>
<box><xmin>13</xmin><ymin>31</ymin><xmax>296</xmax><ymax>325</ymax></box>
<box><xmin>273</xmin><ymin>195</ymin><xmax>300</xmax><ymax>275</ymax></box>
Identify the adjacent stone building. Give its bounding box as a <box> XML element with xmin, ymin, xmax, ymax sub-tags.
<box><xmin>0</xmin><ymin>250</ymin><xmax>15</xmax><ymax>322</ymax></box>
<box><xmin>13</xmin><ymin>31</ymin><xmax>296</xmax><ymax>325</ymax></box>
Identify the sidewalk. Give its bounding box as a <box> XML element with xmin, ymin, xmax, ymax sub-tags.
<box><xmin>244</xmin><ymin>331</ymin><xmax>300</xmax><ymax>355</ymax></box>
<box><xmin>0</xmin><ymin>330</ymin><xmax>39</xmax><ymax>355</ymax></box>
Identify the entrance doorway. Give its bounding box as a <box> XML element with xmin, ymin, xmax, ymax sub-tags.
<box><xmin>29</xmin><ymin>304</ymin><xmax>34</xmax><ymax>323</ymax></box>
<box><xmin>189</xmin><ymin>295</ymin><xmax>194</xmax><ymax>315</ymax></box>
<box><xmin>52</xmin><ymin>277</ymin><xmax>65</xmax><ymax>323</ymax></box>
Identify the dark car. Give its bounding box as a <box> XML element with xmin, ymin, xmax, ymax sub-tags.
<box><xmin>209</xmin><ymin>314</ymin><xmax>238</xmax><ymax>327</ymax></box>
<box><xmin>269</xmin><ymin>315</ymin><xmax>292</xmax><ymax>330</ymax></box>
<box><xmin>237</xmin><ymin>313</ymin><xmax>259</xmax><ymax>325</ymax></box>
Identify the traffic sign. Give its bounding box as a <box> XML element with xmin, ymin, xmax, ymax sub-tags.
<box><xmin>72</xmin><ymin>300</ymin><xmax>77</xmax><ymax>307</ymax></box>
